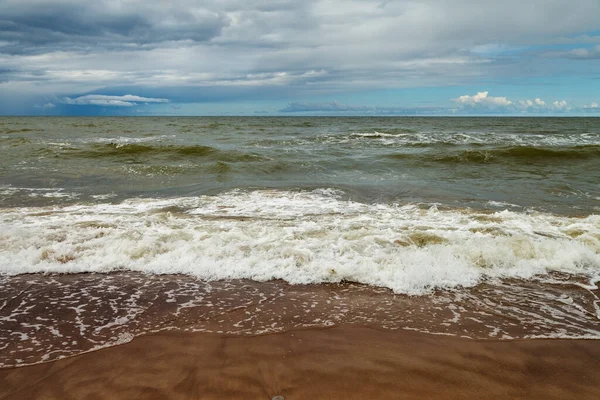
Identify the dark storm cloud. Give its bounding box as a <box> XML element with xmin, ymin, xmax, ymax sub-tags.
<box><xmin>0</xmin><ymin>1</ymin><xmax>230</xmax><ymax>54</ymax></box>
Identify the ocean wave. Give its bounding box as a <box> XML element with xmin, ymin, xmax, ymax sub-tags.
<box><xmin>0</xmin><ymin>128</ymin><xmax>36</xmax><ymax>134</ymax></box>
<box><xmin>0</xmin><ymin>186</ymin><xmax>81</xmax><ymax>199</ymax></box>
<box><xmin>384</xmin><ymin>145</ymin><xmax>600</xmax><ymax>164</ymax></box>
<box><xmin>1</xmin><ymin>189</ymin><xmax>598</xmax><ymax>295</ymax></box>
<box><xmin>35</xmin><ymin>143</ymin><xmax>268</xmax><ymax>163</ymax></box>
<box><xmin>436</xmin><ymin>145</ymin><xmax>600</xmax><ymax>163</ymax></box>
<box><xmin>82</xmin><ymin>135</ymin><xmax>176</xmax><ymax>145</ymax></box>
<box><xmin>0</xmin><ymin>137</ymin><xmax>33</xmax><ymax>148</ymax></box>
<box><xmin>326</xmin><ymin>131</ymin><xmax>600</xmax><ymax>147</ymax></box>
<box><xmin>350</xmin><ymin>131</ymin><xmax>415</xmax><ymax>138</ymax></box>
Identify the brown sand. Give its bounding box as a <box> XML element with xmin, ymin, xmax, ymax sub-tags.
<box><xmin>1</xmin><ymin>326</ymin><xmax>600</xmax><ymax>400</ymax></box>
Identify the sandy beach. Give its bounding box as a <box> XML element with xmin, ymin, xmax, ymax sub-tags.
<box><xmin>2</xmin><ymin>326</ymin><xmax>600</xmax><ymax>399</ymax></box>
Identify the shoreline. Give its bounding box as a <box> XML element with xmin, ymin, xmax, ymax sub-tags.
<box><xmin>2</xmin><ymin>326</ymin><xmax>600</xmax><ymax>399</ymax></box>
<box><xmin>2</xmin><ymin>272</ymin><xmax>599</xmax><ymax>369</ymax></box>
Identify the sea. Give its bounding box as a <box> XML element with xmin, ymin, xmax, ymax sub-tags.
<box><xmin>1</xmin><ymin>116</ymin><xmax>599</xmax><ymax>367</ymax></box>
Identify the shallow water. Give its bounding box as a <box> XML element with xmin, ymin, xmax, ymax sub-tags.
<box><xmin>1</xmin><ymin>272</ymin><xmax>599</xmax><ymax>368</ymax></box>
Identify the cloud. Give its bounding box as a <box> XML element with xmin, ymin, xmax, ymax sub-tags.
<box><xmin>518</xmin><ymin>98</ymin><xmax>546</xmax><ymax>108</ymax></box>
<box><xmin>280</xmin><ymin>96</ymin><xmax>597</xmax><ymax>115</ymax></box>
<box><xmin>453</xmin><ymin>91</ymin><xmax>512</xmax><ymax>108</ymax></box>
<box><xmin>548</xmin><ymin>34</ymin><xmax>600</xmax><ymax>45</ymax></box>
<box><xmin>4</xmin><ymin>0</ymin><xmax>600</xmax><ymax>58</ymax></box>
<box><xmin>279</xmin><ymin>101</ymin><xmax>446</xmax><ymax>115</ymax></box>
<box><xmin>545</xmin><ymin>45</ymin><xmax>600</xmax><ymax>60</ymax></box>
<box><xmin>2</xmin><ymin>1</ymin><xmax>600</xmax><ymax>114</ymax></box>
<box><xmin>63</xmin><ymin>94</ymin><xmax>169</xmax><ymax>107</ymax></box>
<box><xmin>552</xmin><ymin>100</ymin><xmax>569</xmax><ymax>110</ymax></box>
<box><xmin>34</xmin><ymin>102</ymin><xmax>55</xmax><ymax>109</ymax></box>
<box><xmin>0</xmin><ymin>1</ymin><xmax>230</xmax><ymax>54</ymax></box>
<box><xmin>450</xmin><ymin>92</ymin><xmax>586</xmax><ymax>114</ymax></box>
<box><xmin>517</xmin><ymin>97</ymin><xmax>571</xmax><ymax>112</ymax></box>
<box><xmin>280</xmin><ymin>101</ymin><xmax>370</xmax><ymax>113</ymax></box>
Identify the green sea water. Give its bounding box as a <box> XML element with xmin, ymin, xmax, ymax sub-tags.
<box><xmin>1</xmin><ymin>116</ymin><xmax>598</xmax><ymax>214</ymax></box>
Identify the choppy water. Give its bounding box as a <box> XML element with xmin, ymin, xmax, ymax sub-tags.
<box><xmin>2</xmin><ymin>117</ymin><xmax>599</xmax><ymax>213</ymax></box>
<box><xmin>1</xmin><ymin>117</ymin><xmax>600</xmax><ymax>366</ymax></box>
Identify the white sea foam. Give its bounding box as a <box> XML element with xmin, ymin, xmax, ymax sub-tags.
<box><xmin>339</xmin><ymin>131</ymin><xmax>600</xmax><ymax>147</ymax></box>
<box><xmin>0</xmin><ymin>189</ymin><xmax>598</xmax><ymax>295</ymax></box>
<box><xmin>90</xmin><ymin>193</ymin><xmax>118</xmax><ymax>200</ymax></box>
<box><xmin>0</xmin><ymin>186</ymin><xmax>81</xmax><ymax>199</ymax></box>
<box><xmin>486</xmin><ymin>200</ymin><xmax>522</xmax><ymax>209</ymax></box>
<box><xmin>81</xmin><ymin>135</ymin><xmax>176</xmax><ymax>146</ymax></box>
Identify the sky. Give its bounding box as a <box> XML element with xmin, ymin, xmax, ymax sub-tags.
<box><xmin>1</xmin><ymin>0</ymin><xmax>600</xmax><ymax>116</ymax></box>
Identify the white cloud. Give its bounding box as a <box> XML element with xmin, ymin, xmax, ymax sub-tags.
<box><xmin>453</xmin><ymin>91</ymin><xmax>512</xmax><ymax>108</ymax></box>
<box><xmin>279</xmin><ymin>100</ymin><xmax>444</xmax><ymax>114</ymax></box>
<box><xmin>63</xmin><ymin>94</ymin><xmax>169</xmax><ymax>107</ymax></box>
<box><xmin>450</xmin><ymin>92</ymin><xmax>595</xmax><ymax>114</ymax></box>
<box><xmin>518</xmin><ymin>98</ymin><xmax>546</xmax><ymax>109</ymax></box>
<box><xmin>552</xmin><ymin>100</ymin><xmax>569</xmax><ymax>110</ymax></box>
<box><xmin>519</xmin><ymin>99</ymin><xmax>534</xmax><ymax>108</ymax></box>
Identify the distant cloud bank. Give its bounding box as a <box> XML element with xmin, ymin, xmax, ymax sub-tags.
<box><xmin>63</xmin><ymin>95</ymin><xmax>169</xmax><ymax>107</ymax></box>
<box><xmin>453</xmin><ymin>92</ymin><xmax>512</xmax><ymax>108</ymax></box>
<box><xmin>452</xmin><ymin>91</ymin><xmax>581</xmax><ymax>113</ymax></box>
<box><xmin>279</xmin><ymin>91</ymin><xmax>600</xmax><ymax>115</ymax></box>
<box><xmin>279</xmin><ymin>101</ymin><xmax>446</xmax><ymax>115</ymax></box>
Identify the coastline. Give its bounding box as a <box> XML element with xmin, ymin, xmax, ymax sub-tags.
<box><xmin>2</xmin><ymin>117</ymin><xmax>600</xmax><ymax>399</ymax></box>
<box><xmin>2</xmin><ymin>326</ymin><xmax>600</xmax><ymax>399</ymax></box>
<box><xmin>3</xmin><ymin>272</ymin><xmax>600</xmax><ymax>370</ymax></box>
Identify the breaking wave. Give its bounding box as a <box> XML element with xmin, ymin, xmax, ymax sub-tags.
<box><xmin>1</xmin><ymin>189</ymin><xmax>598</xmax><ymax>295</ymax></box>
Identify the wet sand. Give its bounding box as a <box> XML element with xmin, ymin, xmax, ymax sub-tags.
<box><xmin>2</xmin><ymin>326</ymin><xmax>600</xmax><ymax>400</ymax></box>
<box><xmin>3</xmin><ymin>273</ymin><xmax>600</xmax><ymax>369</ymax></box>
